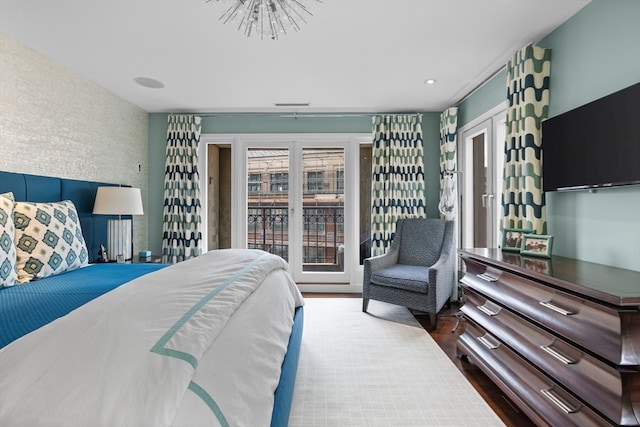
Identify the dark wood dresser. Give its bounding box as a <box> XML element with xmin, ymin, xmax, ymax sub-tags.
<box><xmin>457</xmin><ymin>248</ymin><xmax>640</xmax><ymax>427</ymax></box>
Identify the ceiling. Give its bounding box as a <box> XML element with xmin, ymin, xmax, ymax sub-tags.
<box><xmin>0</xmin><ymin>0</ymin><xmax>590</xmax><ymax>114</ymax></box>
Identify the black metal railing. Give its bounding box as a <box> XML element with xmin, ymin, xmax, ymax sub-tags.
<box><xmin>247</xmin><ymin>205</ymin><xmax>344</xmax><ymax>267</ymax></box>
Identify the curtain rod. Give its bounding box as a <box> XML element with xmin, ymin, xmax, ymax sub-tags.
<box><xmin>453</xmin><ymin>41</ymin><xmax>542</xmax><ymax>106</ymax></box>
<box><xmin>454</xmin><ymin>64</ymin><xmax>506</xmax><ymax>107</ymax></box>
<box><xmin>185</xmin><ymin>112</ymin><xmax>424</xmax><ymax>119</ymax></box>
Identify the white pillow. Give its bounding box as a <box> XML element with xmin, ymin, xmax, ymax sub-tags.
<box><xmin>14</xmin><ymin>200</ymin><xmax>89</xmax><ymax>283</ymax></box>
<box><xmin>0</xmin><ymin>192</ymin><xmax>18</xmax><ymax>287</ymax></box>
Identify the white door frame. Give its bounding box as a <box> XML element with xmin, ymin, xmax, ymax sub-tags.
<box><xmin>457</xmin><ymin>102</ymin><xmax>506</xmax><ymax>250</ymax></box>
<box><xmin>200</xmin><ymin>133</ymin><xmax>370</xmax><ymax>292</ymax></box>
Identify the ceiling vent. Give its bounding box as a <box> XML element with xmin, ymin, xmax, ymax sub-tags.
<box><xmin>274</xmin><ymin>103</ymin><xmax>310</xmax><ymax>107</ymax></box>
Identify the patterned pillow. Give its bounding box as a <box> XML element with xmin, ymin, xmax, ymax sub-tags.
<box><xmin>0</xmin><ymin>192</ymin><xmax>18</xmax><ymax>287</ymax></box>
<box><xmin>14</xmin><ymin>200</ymin><xmax>89</xmax><ymax>283</ymax></box>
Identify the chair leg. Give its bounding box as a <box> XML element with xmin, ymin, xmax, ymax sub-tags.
<box><xmin>446</xmin><ymin>298</ymin><xmax>452</xmax><ymax>309</ymax></box>
<box><xmin>362</xmin><ymin>298</ymin><xmax>369</xmax><ymax>312</ymax></box>
<box><xmin>430</xmin><ymin>312</ymin><xmax>437</xmax><ymax>331</ymax></box>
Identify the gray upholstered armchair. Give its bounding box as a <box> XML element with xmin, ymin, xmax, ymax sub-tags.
<box><xmin>362</xmin><ymin>218</ymin><xmax>455</xmax><ymax>330</ymax></box>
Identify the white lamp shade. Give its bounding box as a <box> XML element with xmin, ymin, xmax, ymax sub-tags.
<box><xmin>93</xmin><ymin>186</ymin><xmax>144</xmax><ymax>215</ymax></box>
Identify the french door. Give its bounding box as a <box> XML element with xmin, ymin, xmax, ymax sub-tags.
<box><xmin>233</xmin><ymin>136</ymin><xmax>359</xmax><ymax>284</ymax></box>
<box><xmin>459</xmin><ymin>105</ymin><xmax>506</xmax><ymax>250</ymax></box>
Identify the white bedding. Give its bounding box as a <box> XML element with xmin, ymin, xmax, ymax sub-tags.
<box><xmin>0</xmin><ymin>249</ymin><xmax>303</xmax><ymax>427</ymax></box>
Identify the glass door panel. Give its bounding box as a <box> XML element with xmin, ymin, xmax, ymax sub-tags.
<box><xmin>460</xmin><ymin>109</ymin><xmax>506</xmax><ymax>251</ymax></box>
<box><xmin>472</xmin><ymin>133</ymin><xmax>488</xmax><ymax>247</ymax></box>
<box><xmin>238</xmin><ymin>137</ymin><xmax>358</xmax><ymax>285</ymax></box>
<box><xmin>246</xmin><ymin>149</ymin><xmax>290</xmax><ymax>261</ymax></box>
<box><xmin>301</xmin><ymin>148</ymin><xmax>345</xmax><ymax>273</ymax></box>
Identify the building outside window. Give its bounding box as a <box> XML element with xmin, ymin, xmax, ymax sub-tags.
<box><xmin>336</xmin><ymin>169</ymin><xmax>344</xmax><ymax>192</ymax></box>
<box><xmin>270</xmin><ymin>172</ymin><xmax>288</xmax><ymax>192</ymax></box>
<box><xmin>307</xmin><ymin>171</ymin><xmax>325</xmax><ymax>193</ymax></box>
<box><xmin>304</xmin><ymin>246</ymin><xmax>326</xmax><ymax>263</ymax></box>
<box><xmin>248</xmin><ymin>173</ymin><xmax>261</xmax><ymax>193</ymax></box>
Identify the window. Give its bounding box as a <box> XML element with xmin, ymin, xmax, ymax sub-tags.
<box><xmin>270</xmin><ymin>172</ymin><xmax>288</xmax><ymax>192</ymax></box>
<box><xmin>336</xmin><ymin>169</ymin><xmax>344</xmax><ymax>192</ymax></box>
<box><xmin>248</xmin><ymin>173</ymin><xmax>261</xmax><ymax>193</ymax></box>
<box><xmin>307</xmin><ymin>171</ymin><xmax>325</xmax><ymax>193</ymax></box>
<box><xmin>304</xmin><ymin>245</ymin><xmax>326</xmax><ymax>263</ymax></box>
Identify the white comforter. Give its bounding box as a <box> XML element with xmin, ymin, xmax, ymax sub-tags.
<box><xmin>0</xmin><ymin>249</ymin><xmax>303</xmax><ymax>427</ymax></box>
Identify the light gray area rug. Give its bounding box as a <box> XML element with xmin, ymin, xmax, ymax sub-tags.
<box><xmin>289</xmin><ymin>298</ymin><xmax>505</xmax><ymax>427</ymax></box>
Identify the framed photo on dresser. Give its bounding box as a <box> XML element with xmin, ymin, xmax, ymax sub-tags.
<box><xmin>501</xmin><ymin>228</ymin><xmax>534</xmax><ymax>252</ymax></box>
<box><xmin>521</xmin><ymin>234</ymin><xmax>554</xmax><ymax>258</ymax></box>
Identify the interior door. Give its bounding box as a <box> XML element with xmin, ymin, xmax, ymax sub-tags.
<box><xmin>459</xmin><ymin>110</ymin><xmax>505</xmax><ymax>250</ymax></box>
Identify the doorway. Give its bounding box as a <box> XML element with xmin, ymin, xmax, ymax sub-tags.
<box><xmin>458</xmin><ymin>104</ymin><xmax>506</xmax><ymax>250</ymax></box>
<box><xmin>202</xmin><ymin>134</ymin><xmax>370</xmax><ymax>287</ymax></box>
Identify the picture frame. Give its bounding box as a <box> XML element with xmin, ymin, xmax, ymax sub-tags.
<box><xmin>521</xmin><ymin>234</ymin><xmax>554</xmax><ymax>258</ymax></box>
<box><xmin>501</xmin><ymin>228</ymin><xmax>534</xmax><ymax>252</ymax></box>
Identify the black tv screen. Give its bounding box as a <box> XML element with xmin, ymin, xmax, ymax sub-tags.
<box><xmin>542</xmin><ymin>82</ymin><xmax>640</xmax><ymax>191</ymax></box>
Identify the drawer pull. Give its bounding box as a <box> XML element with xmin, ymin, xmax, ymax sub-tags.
<box><xmin>477</xmin><ymin>273</ymin><xmax>498</xmax><ymax>282</ymax></box>
<box><xmin>477</xmin><ymin>303</ymin><xmax>500</xmax><ymax>317</ymax></box>
<box><xmin>477</xmin><ymin>334</ymin><xmax>500</xmax><ymax>350</ymax></box>
<box><xmin>539</xmin><ymin>301</ymin><xmax>576</xmax><ymax>316</ymax></box>
<box><xmin>540</xmin><ymin>344</ymin><xmax>576</xmax><ymax>364</ymax></box>
<box><xmin>540</xmin><ymin>388</ymin><xmax>579</xmax><ymax>414</ymax></box>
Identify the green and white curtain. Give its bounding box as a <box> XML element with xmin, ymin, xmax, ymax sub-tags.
<box><xmin>162</xmin><ymin>114</ymin><xmax>202</xmax><ymax>263</ymax></box>
<box><xmin>502</xmin><ymin>45</ymin><xmax>551</xmax><ymax>235</ymax></box>
<box><xmin>370</xmin><ymin>114</ymin><xmax>426</xmax><ymax>256</ymax></box>
<box><xmin>439</xmin><ymin>107</ymin><xmax>458</xmax><ymax>221</ymax></box>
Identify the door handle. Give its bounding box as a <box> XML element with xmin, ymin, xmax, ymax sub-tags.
<box><xmin>481</xmin><ymin>194</ymin><xmax>494</xmax><ymax>208</ymax></box>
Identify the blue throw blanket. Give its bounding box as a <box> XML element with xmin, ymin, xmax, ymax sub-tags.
<box><xmin>0</xmin><ymin>263</ymin><xmax>167</xmax><ymax>348</ymax></box>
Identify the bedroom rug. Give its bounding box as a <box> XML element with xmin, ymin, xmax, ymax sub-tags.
<box><xmin>288</xmin><ymin>298</ymin><xmax>505</xmax><ymax>427</ymax></box>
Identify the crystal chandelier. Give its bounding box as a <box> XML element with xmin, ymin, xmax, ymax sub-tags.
<box><xmin>208</xmin><ymin>0</ymin><xmax>323</xmax><ymax>40</ymax></box>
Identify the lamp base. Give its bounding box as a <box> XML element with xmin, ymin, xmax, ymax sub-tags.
<box><xmin>107</xmin><ymin>219</ymin><xmax>132</xmax><ymax>262</ymax></box>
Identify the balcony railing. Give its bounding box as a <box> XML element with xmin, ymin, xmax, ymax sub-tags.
<box><xmin>247</xmin><ymin>205</ymin><xmax>344</xmax><ymax>269</ymax></box>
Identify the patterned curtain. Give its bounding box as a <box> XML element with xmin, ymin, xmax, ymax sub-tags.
<box><xmin>370</xmin><ymin>114</ymin><xmax>426</xmax><ymax>256</ymax></box>
<box><xmin>502</xmin><ymin>45</ymin><xmax>551</xmax><ymax>235</ymax></box>
<box><xmin>438</xmin><ymin>107</ymin><xmax>458</xmax><ymax>221</ymax></box>
<box><xmin>162</xmin><ymin>114</ymin><xmax>203</xmax><ymax>263</ymax></box>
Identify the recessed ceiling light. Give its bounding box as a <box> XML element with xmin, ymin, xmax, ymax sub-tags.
<box><xmin>424</xmin><ymin>79</ymin><xmax>436</xmax><ymax>85</ymax></box>
<box><xmin>133</xmin><ymin>77</ymin><xmax>165</xmax><ymax>89</ymax></box>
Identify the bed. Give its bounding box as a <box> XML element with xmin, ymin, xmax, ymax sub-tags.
<box><xmin>0</xmin><ymin>171</ymin><xmax>304</xmax><ymax>427</ymax></box>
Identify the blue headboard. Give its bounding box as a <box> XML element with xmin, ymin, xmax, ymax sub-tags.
<box><xmin>0</xmin><ymin>171</ymin><xmax>131</xmax><ymax>263</ymax></box>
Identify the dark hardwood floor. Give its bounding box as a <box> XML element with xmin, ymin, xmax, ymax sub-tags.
<box><xmin>303</xmin><ymin>293</ymin><xmax>535</xmax><ymax>427</ymax></box>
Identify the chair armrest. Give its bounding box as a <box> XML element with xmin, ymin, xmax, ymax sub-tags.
<box><xmin>365</xmin><ymin>250</ymin><xmax>399</xmax><ymax>271</ymax></box>
<box><xmin>427</xmin><ymin>247</ymin><xmax>455</xmax><ymax>305</ymax></box>
<box><xmin>363</xmin><ymin>248</ymin><xmax>399</xmax><ymax>287</ymax></box>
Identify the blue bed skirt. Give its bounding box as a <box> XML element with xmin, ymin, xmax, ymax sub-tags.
<box><xmin>271</xmin><ymin>305</ymin><xmax>304</xmax><ymax>427</ymax></box>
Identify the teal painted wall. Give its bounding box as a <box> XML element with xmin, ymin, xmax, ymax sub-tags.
<box><xmin>457</xmin><ymin>68</ymin><xmax>506</xmax><ymax>129</ymax></box>
<box><xmin>148</xmin><ymin>113</ymin><xmax>442</xmax><ymax>255</ymax></box>
<box><xmin>457</xmin><ymin>0</ymin><xmax>640</xmax><ymax>271</ymax></box>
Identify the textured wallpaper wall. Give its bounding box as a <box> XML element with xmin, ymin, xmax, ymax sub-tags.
<box><xmin>0</xmin><ymin>33</ymin><xmax>149</xmax><ymax>253</ymax></box>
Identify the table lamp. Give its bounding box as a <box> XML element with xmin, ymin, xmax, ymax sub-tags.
<box><xmin>93</xmin><ymin>186</ymin><xmax>144</xmax><ymax>262</ymax></box>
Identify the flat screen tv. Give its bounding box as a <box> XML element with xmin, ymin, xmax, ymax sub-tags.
<box><xmin>542</xmin><ymin>82</ymin><xmax>640</xmax><ymax>192</ymax></box>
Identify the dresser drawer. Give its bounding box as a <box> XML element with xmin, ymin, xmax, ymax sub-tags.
<box><xmin>461</xmin><ymin>257</ymin><xmax>640</xmax><ymax>365</ymax></box>
<box><xmin>463</xmin><ymin>288</ymin><xmax>640</xmax><ymax>426</ymax></box>
<box><xmin>458</xmin><ymin>320</ymin><xmax>614</xmax><ymax>427</ymax></box>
